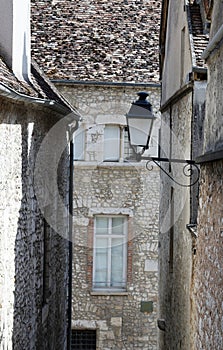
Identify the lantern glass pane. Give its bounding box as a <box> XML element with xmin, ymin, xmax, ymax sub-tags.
<box><xmin>128</xmin><ymin>118</ymin><xmax>153</xmax><ymax>147</ymax></box>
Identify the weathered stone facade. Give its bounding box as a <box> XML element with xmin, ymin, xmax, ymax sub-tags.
<box><xmin>56</xmin><ymin>83</ymin><xmax>161</xmax><ymax>349</ymax></box>
<box><xmin>159</xmin><ymin>91</ymin><xmax>195</xmax><ymax>350</ymax></box>
<box><xmin>31</xmin><ymin>0</ymin><xmax>162</xmax><ymax>347</ymax></box>
<box><xmin>159</xmin><ymin>1</ymin><xmax>208</xmax><ymax>349</ymax></box>
<box><xmin>0</xmin><ymin>3</ymin><xmax>79</xmax><ymax>344</ymax></box>
<box><xmin>72</xmin><ymin>165</ymin><xmax>159</xmax><ymax>350</ymax></box>
<box><xmin>0</xmin><ymin>97</ymin><xmax>71</xmax><ymax>349</ymax></box>
<box><xmin>191</xmin><ymin>2</ymin><xmax>223</xmax><ymax>348</ymax></box>
<box><xmin>191</xmin><ymin>160</ymin><xmax>223</xmax><ymax>350</ymax></box>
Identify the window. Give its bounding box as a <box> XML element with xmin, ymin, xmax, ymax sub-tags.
<box><xmin>104</xmin><ymin>125</ymin><xmax>134</xmax><ymax>162</ymax></box>
<box><xmin>104</xmin><ymin>125</ymin><xmax>120</xmax><ymax>161</ymax></box>
<box><xmin>93</xmin><ymin>216</ymin><xmax>127</xmax><ymax>290</ymax></box>
<box><xmin>124</xmin><ymin>126</ymin><xmax>134</xmax><ymax>160</ymax></box>
<box><xmin>73</xmin><ymin>124</ymin><xmax>134</xmax><ymax>162</ymax></box>
<box><xmin>73</xmin><ymin>128</ymin><xmax>85</xmax><ymax>160</ymax></box>
<box><xmin>71</xmin><ymin>330</ymin><xmax>96</xmax><ymax>350</ymax></box>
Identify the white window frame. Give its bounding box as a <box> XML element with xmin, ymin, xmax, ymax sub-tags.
<box><xmin>93</xmin><ymin>215</ymin><xmax>128</xmax><ymax>291</ymax></box>
<box><xmin>103</xmin><ymin>124</ymin><xmax>134</xmax><ymax>162</ymax></box>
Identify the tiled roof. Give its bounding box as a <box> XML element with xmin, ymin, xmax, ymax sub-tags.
<box><xmin>0</xmin><ymin>55</ymin><xmax>73</xmax><ymax>111</ymax></box>
<box><xmin>188</xmin><ymin>3</ymin><xmax>209</xmax><ymax>67</ymax></box>
<box><xmin>31</xmin><ymin>0</ymin><xmax>162</xmax><ymax>83</ymax></box>
<box><xmin>0</xmin><ymin>56</ymin><xmax>39</xmax><ymax>97</ymax></box>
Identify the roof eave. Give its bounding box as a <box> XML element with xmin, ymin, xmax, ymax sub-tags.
<box><xmin>0</xmin><ymin>82</ymin><xmax>80</xmax><ymax>119</ymax></box>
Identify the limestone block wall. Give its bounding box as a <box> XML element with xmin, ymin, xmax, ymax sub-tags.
<box><xmin>159</xmin><ymin>92</ymin><xmax>193</xmax><ymax>350</ymax></box>
<box><xmin>203</xmin><ymin>42</ymin><xmax>223</xmax><ymax>154</ymax></box>
<box><xmin>191</xmin><ymin>161</ymin><xmax>223</xmax><ymax>350</ymax></box>
<box><xmin>190</xmin><ymin>12</ymin><xmax>223</xmax><ymax>350</ymax></box>
<box><xmin>56</xmin><ymin>83</ymin><xmax>161</xmax><ymax>350</ymax></box>
<box><xmin>0</xmin><ymin>97</ymin><xmax>69</xmax><ymax>350</ymax></box>
<box><xmin>72</xmin><ymin>164</ymin><xmax>160</xmax><ymax>350</ymax></box>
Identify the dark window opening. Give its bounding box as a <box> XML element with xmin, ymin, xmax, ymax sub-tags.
<box><xmin>71</xmin><ymin>330</ymin><xmax>96</xmax><ymax>350</ymax></box>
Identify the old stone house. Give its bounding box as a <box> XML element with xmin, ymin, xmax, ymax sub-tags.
<box><xmin>31</xmin><ymin>1</ymin><xmax>162</xmax><ymax>349</ymax></box>
<box><xmin>0</xmin><ymin>0</ymin><xmax>80</xmax><ymax>349</ymax></box>
<box><xmin>159</xmin><ymin>0</ymin><xmax>209</xmax><ymax>349</ymax></box>
<box><xmin>191</xmin><ymin>1</ymin><xmax>223</xmax><ymax>348</ymax></box>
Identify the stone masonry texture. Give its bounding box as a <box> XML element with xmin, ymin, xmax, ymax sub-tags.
<box><xmin>191</xmin><ymin>161</ymin><xmax>223</xmax><ymax>350</ymax></box>
<box><xmin>159</xmin><ymin>92</ymin><xmax>193</xmax><ymax>350</ymax></box>
<box><xmin>190</xmin><ymin>4</ymin><xmax>223</xmax><ymax>349</ymax></box>
<box><xmin>0</xmin><ymin>97</ymin><xmax>69</xmax><ymax>350</ymax></box>
<box><xmin>58</xmin><ymin>83</ymin><xmax>161</xmax><ymax>349</ymax></box>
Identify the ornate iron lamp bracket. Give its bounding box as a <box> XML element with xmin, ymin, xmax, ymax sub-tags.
<box><xmin>140</xmin><ymin>156</ymin><xmax>200</xmax><ymax>187</ymax></box>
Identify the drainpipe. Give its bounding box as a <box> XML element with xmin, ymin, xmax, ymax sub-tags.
<box><xmin>67</xmin><ymin>123</ymin><xmax>78</xmax><ymax>350</ymax></box>
<box><xmin>67</xmin><ymin>139</ymin><xmax>73</xmax><ymax>350</ymax></box>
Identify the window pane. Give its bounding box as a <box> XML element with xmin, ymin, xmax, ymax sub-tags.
<box><xmin>74</xmin><ymin>129</ymin><xmax>85</xmax><ymax>160</ymax></box>
<box><xmin>93</xmin><ymin>216</ymin><xmax>127</xmax><ymax>290</ymax></box>
<box><xmin>124</xmin><ymin>127</ymin><xmax>134</xmax><ymax>160</ymax></box>
<box><xmin>111</xmin><ymin>238</ymin><xmax>124</xmax><ymax>287</ymax></box>
<box><xmin>104</xmin><ymin>125</ymin><xmax>120</xmax><ymax>161</ymax></box>
<box><xmin>96</xmin><ymin>217</ymin><xmax>108</xmax><ymax>235</ymax></box>
<box><xmin>94</xmin><ymin>238</ymin><xmax>108</xmax><ymax>287</ymax></box>
<box><xmin>112</xmin><ymin>217</ymin><xmax>124</xmax><ymax>235</ymax></box>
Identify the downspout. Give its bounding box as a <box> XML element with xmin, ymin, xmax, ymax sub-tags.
<box><xmin>67</xmin><ymin>123</ymin><xmax>78</xmax><ymax>350</ymax></box>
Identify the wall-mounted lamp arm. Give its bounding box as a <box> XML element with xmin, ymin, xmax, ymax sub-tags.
<box><xmin>126</xmin><ymin>92</ymin><xmax>200</xmax><ymax>187</ymax></box>
<box><xmin>140</xmin><ymin>155</ymin><xmax>200</xmax><ymax>187</ymax></box>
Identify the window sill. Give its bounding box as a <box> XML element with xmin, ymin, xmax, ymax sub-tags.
<box><xmin>90</xmin><ymin>291</ymin><xmax>128</xmax><ymax>296</ymax></box>
<box><xmin>73</xmin><ymin>161</ymin><xmax>145</xmax><ymax>168</ymax></box>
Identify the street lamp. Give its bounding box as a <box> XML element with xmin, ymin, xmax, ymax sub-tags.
<box><xmin>126</xmin><ymin>92</ymin><xmax>156</xmax><ymax>151</ymax></box>
<box><xmin>126</xmin><ymin>92</ymin><xmax>200</xmax><ymax>187</ymax></box>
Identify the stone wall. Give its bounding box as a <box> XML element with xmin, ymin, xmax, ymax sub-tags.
<box><xmin>57</xmin><ymin>83</ymin><xmax>161</xmax><ymax>350</ymax></box>
<box><xmin>72</xmin><ymin>165</ymin><xmax>160</xmax><ymax>350</ymax></box>
<box><xmin>159</xmin><ymin>92</ymin><xmax>194</xmax><ymax>350</ymax></box>
<box><xmin>0</xmin><ymin>97</ymin><xmax>69</xmax><ymax>350</ymax></box>
<box><xmin>202</xmin><ymin>42</ymin><xmax>223</xmax><ymax>154</ymax></box>
<box><xmin>190</xmin><ymin>8</ymin><xmax>223</xmax><ymax>349</ymax></box>
<box><xmin>191</xmin><ymin>161</ymin><xmax>223</xmax><ymax>350</ymax></box>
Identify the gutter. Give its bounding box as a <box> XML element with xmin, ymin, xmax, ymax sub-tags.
<box><xmin>196</xmin><ymin>149</ymin><xmax>223</xmax><ymax>164</ymax></box>
<box><xmin>51</xmin><ymin>79</ymin><xmax>161</xmax><ymax>88</ymax></box>
<box><xmin>202</xmin><ymin>24</ymin><xmax>223</xmax><ymax>60</ymax></box>
<box><xmin>0</xmin><ymin>82</ymin><xmax>80</xmax><ymax>119</ymax></box>
<box><xmin>160</xmin><ymin>82</ymin><xmax>193</xmax><ymax>112</ymax></box>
